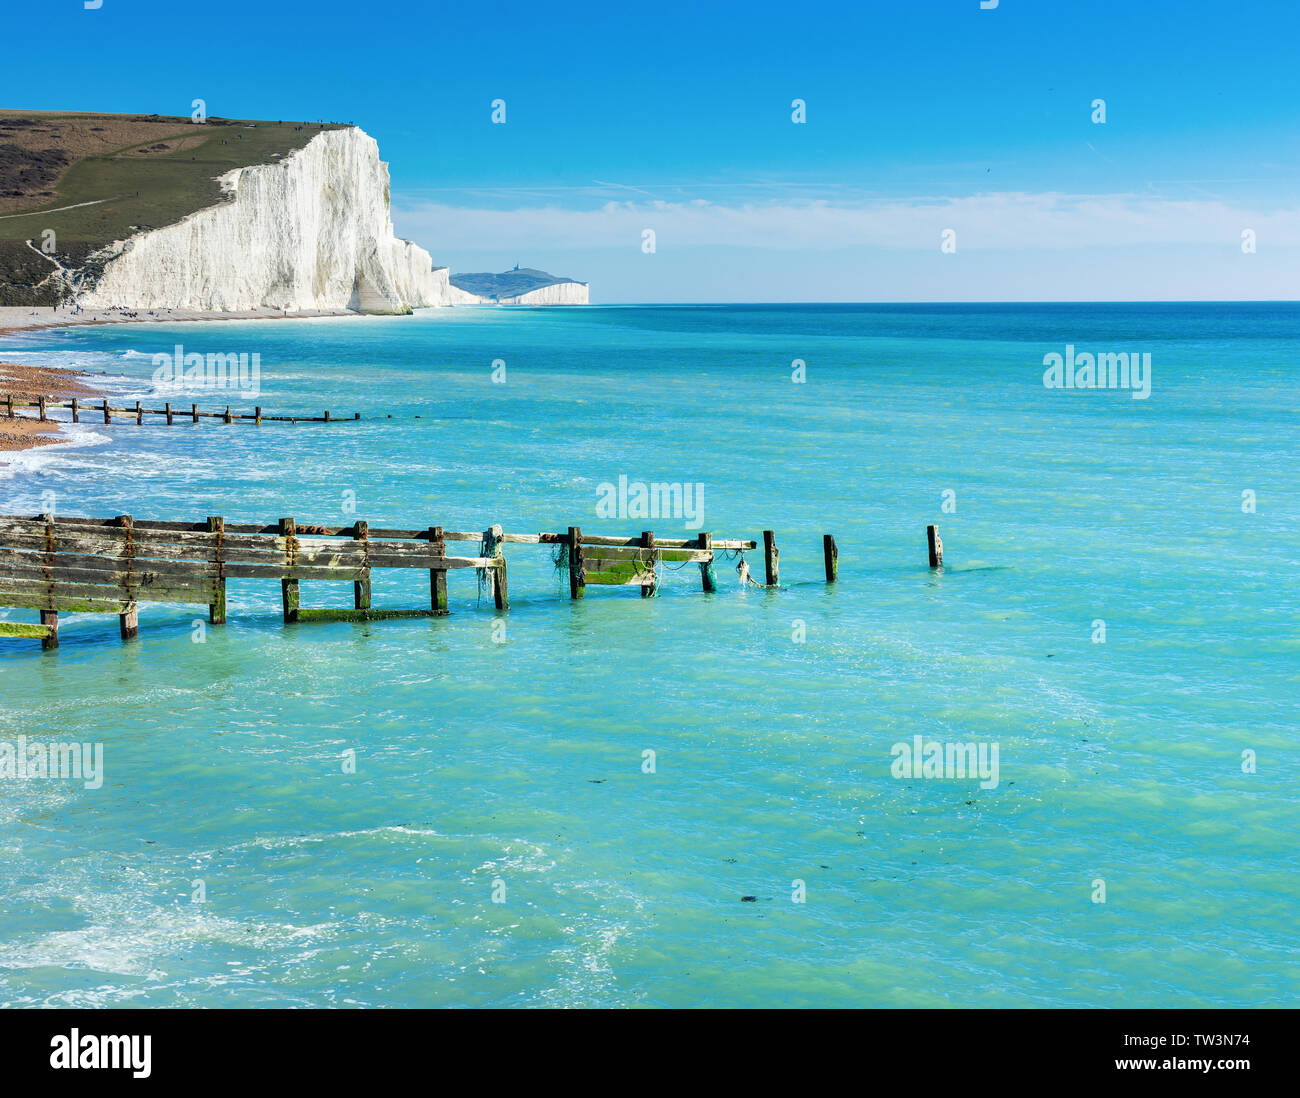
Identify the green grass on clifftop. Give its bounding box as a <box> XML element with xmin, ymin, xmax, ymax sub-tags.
<box><xmin>0</xmin><ymin>110</ymin><xmax>347</xmax><ymax>305</ymax></box>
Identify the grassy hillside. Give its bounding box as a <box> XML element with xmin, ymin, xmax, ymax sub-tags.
<box><xmin>0</xmin><ymin>110</ymin><xmax>347</xmax><ymax>305</ymax></box>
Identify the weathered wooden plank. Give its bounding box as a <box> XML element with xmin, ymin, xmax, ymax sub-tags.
<box><xmin>0</xmin><ymin>589</ymin><xmax>180</xmax><ymax>613</ymax></box>
<box><xmin>217</xmin><ymin>563</ymin><xmax>370</xmax><ymax>581</ymax></box>
<box><xmin>0</xmin><ymin>548</ymin><xmax>215</xmax><ymax>577</ymax></box>
<box><xmin>0</xmin><ymin>621</ymin><xmax>53</xmax><ymax>640</ymax></box>
<box><xmin>824</xmin><ymin>534</ymin><xmax>838</xmax><ymax>582</ymax></box>
<box><xmin>582</xmin><ymin>568</ymin><xmax>656</xmax><ymax>587</ymax></box>
<box><xmin>216</xmin><ymin>544</ymin><xmax>352</xmax><ymax>567</ymax></box>
<box><xmin>296</xmin><ymin>607</ymin><xmax>434</xmax><ymax>623</ymax></box>
<box><xmin>368</xmin><ymin>552</ymin><xmax>494</xmax><ymax>571</ymax></box>
<box><xmin>577</xmin><ymin>544</ymin><xmax>709</xmax><ymax>563</ymax></box>
<box><xmin>0</xmin><ymin>578</ymin><xmax>215</xmax><ymax>604</ymax></box>
<box><xmin>572</xmin><ymin>534</ymin><xmax>756</xmax><ymax>550</ymax></box>
<box><xmin>64</xmin><ymin>538</ymin><xmax>218</xmax><ymax>563</ymax></box>
<box><xmin>0</xmin><ymin>562</ymin><xmax>215</xmax><ymax>587</ymax></box>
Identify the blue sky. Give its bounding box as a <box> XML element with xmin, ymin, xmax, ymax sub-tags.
<box><xmin>11</xmin><ymin>0</ymin><xmax>1300</xmax><ymax>300</ymax></box>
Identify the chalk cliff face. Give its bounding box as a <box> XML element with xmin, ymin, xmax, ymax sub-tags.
<box><xmin>448</xmin><ymin>267</ymin><xmax>589</xmax><ymax>305</ymax></box>
<box><xmin>503</xmin><ymin>282</ymin><xmax>588</xmax><ymax>305</ymax></box>
<box><xmin>77</xmin><ymin>127</ymin><xmax>452</xmax><ymax>314</ymax></box>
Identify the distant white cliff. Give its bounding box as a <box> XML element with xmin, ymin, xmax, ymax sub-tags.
<box><xmin>448</xmin><ymin>267</ymin><xmax>589</xmax><ymax>305</ymax></box>
<box><xmin>500</xmin><ymin>282</ymin><xmax>589</xmax><ymax>305</ymax></box>
<box><xmin>77</xmin><ymin>127</ymin><xmax>452</xmax><ymax>314</ymax></box>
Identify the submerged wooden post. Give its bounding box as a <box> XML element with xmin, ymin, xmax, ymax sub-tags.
<box><xmin>223</xmin><ymin>405</ymin><xmax>232</xmax><ymax>425</ymax></box>
<box><xmin>483</xmin><ymin>524</ymin><xmax>508</xmax><ymax>611</ymax></box>
<box><xmin>102</xmin><ymin>399</ymin><xmax>111</xmax><ymax>424</ymax></box>
<box><xmin>824</xmin><ymin>534</ymin><xmax>838</xmax><ymax>583</ymax></box>
<box><xmin>280</xmin><ymin>517</ymin><xmax>299</xmax><ymax>622</ymax></box>
<box><xmin>117</xmin><ymin>514</ymin><xmax>138</xmax><ymax>640</ymax></box>
<box><xmin>207</xmin><ymin>516</ymin><xmax>227</xmax><ymax>624</ymax></box>
<box><xmin>134</xmin><ymin>400</ymin><xmax>143</xmax><ymax>425</ymax></box>
<box><xmin>324</xmin><ymin>410</ymin><xmax>331</xmax><ymax>423</ymax></box>
<box><xmin>71</xmin><ymin>398</ymin><xmax>79</xmax><ymax>423</ymax></box>
<box><xmin>191</xmin><ymin>403</ymin><xmax>199</xmax><ymax>424</ymax></box>
<box><xmin>698</xmin><ymin>532</ymin><xmax>718</xmax><ymax>592</ymax></box>
<box><xmin>255</xmin><ymin>406</ymin><xmax>263</xmax><ymax>426</ymax></box>
<box><xmin>567</xmin><ymin>526</ymin><xmax>585</xmax><ymax>600</ymax></box>
<box><xmin>427</xmin><ymin>525</ymin><xmax>448</xmax><ymax>615</ymax></box>
<box><xmin>927</xmin><ymin>524</ymin><xmax>943</xmax><ymax>568</ymax></box>
<box><xmin>353</xmin><ymin>520</ymin><xmax>371</xmax><ymax>610</ymax></box>
<box><xmin>641</xmin><ymin>530</ymin><xmax>655</xmax><ymax>598</ymax></box>
<box><xmin>763</xmin><ymin>530</ymin><xmax>780</xmax><ymax>587</ymax></box>
<box><xmin>165</xmin><ymin>402</ymin><xmax>173</xmax><ymax>425</ymax></box>
<box><xmin>40</xmin><ymin>609</ymin><xmax>58</xmax><ymax>650</ymax></box>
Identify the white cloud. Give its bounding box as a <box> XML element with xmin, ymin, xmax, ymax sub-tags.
<box><xmin>394</xmin><ymin>192</ymin><xmax>1300</xmax><ymax>253</ymax></box>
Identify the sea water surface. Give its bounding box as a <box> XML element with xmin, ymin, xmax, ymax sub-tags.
<box><xmin>1</xmin><ymin>303</ymin><xmax>1297</xmax><ymax>1007</ymax></box>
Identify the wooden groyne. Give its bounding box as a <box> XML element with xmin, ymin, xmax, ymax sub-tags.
<box><xmin>4</xmin><ymin>396</ymin><xmax>358</xmax><ymax>426</ymax></box>
<box><xmin>0</xmin><ymin>513</ymin><xmax>850</xmax><ymax>650</ymax></box>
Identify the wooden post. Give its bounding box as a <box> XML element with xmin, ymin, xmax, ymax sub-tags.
<box><xmin>37</xmin><ymin>396</ymin><xmax>46</xmax><ymax>421</ymax></box>
<box><xmin>763</xmin><ymin>530</ymin><xmax>780</xmax><ymax>587</ymax></box>
<box><xmin>824</xmin><ymin>534</ymin><xmax>838</xmax><ymax>583</ymax></box>
<box><xmin>927</xmin><ymin>524</ymin><xmax>943</xmax><ymax>569</ymax></box>
<box><xmin>353</xmin><ymin>520</ymin><xmax>371</xmax><ymax>610</ymax></box>
<box><xmin>483</xmin><ymin>524</ymin><xmax>508</xmax><ymax>611</ymax></box>
<box><xmin>207</xmin><ymin>516</ymin><xmax>227</xmax><ymax>624</ymax></box>
<box><xmin>102</xmin><ymin>399</ymin><xmax>111</xmax><ymax>424</ymax></box>
<box><xmin>567</xmin><ymin>526</ymin><xmax>585</xmax><ymax>600</ymax></box>
<box><xmin>71</xmin><ymin>398</ymin><xmax>79</xmax><ymax>423</ymax></box>
<box><xmin>134</xmin><ymin>400</ymin><xmax>143</xmax><ymax>425</ymax></box>
<box><xmin>224</xmin><ymin>405</ymin><xmax>232</xmax><ymax>424</ymax></box>
<box><xmin>5</xmin><ymin>394</ymin><xmax>12</xmax><ymax>418</ymax></box>
<box><xmin>324</xmin><ymin>410</ymin><xmax>331</xmax><ymax>423</ymax></box>
<box><xmin>354</xmin><ymin>412</ymin><xmax>360</xmax><ymax>420</ymax></box>
<box><xmin>165</xmin><ymin>402</ymin><xmax>173</xmax><ymax>425</ymax></box>
<box><xmin>641</xmin><ymin>530</ymin><xmax>655</xmax><ymax>597</ymax></box>
<box><xmin>191</xmin><ymin>403</ymin><xmax>199</xmax><ymax>423</ymax></box>
<box><xmin>117</xmin><ymin>514</ymin><xmax>138</xmax><ymax>640</ymax></box>
<box><xmin>255</xmin><ymin>406</ymin><xmax>262</xmax><ymax>425</ymax></box>
<box><xmin>427</xmin><ymin>526</ymin><xmax>448</xmax><ymax>615</ymax></box>
<box><xmin>40</xmin><ymin>609</ymin><xmax>58</xmax><ymax>650</ymax></box>
<box><xmin>280</xmin><ymin>517</ymin><xmax>299</xmax><ymax>622</ymax></box>
<box><xmin>698</xmin><ymin>532</ymin><xmax>718</xmax><ymax>592</ymax></box>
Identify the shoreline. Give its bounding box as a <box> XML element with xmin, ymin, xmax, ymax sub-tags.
<box><xmin>0</xmin><ymin>304</ymin><xmax>364</xmax><ymax>337</ymax></box>
<box><xmin>0</xmin><ymin>360</ymin><xmax>111</xmax><ymax>462</ymax></box>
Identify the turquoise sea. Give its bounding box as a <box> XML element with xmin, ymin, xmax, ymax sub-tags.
<box><xmin>1</xmin><ymin>303</ymin><xmax>1296</xmax><ymax>1007</ymax></box>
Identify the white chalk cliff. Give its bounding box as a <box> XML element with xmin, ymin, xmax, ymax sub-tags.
<box><xmin>491</xmin><ymin>282</ymin><xmax>589</xmax><ymax>305</ymax></box>
<box><xmin>77</xmin><ymin>127</ymin><xmax>453</xmax><ymax>314</ymax></box>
